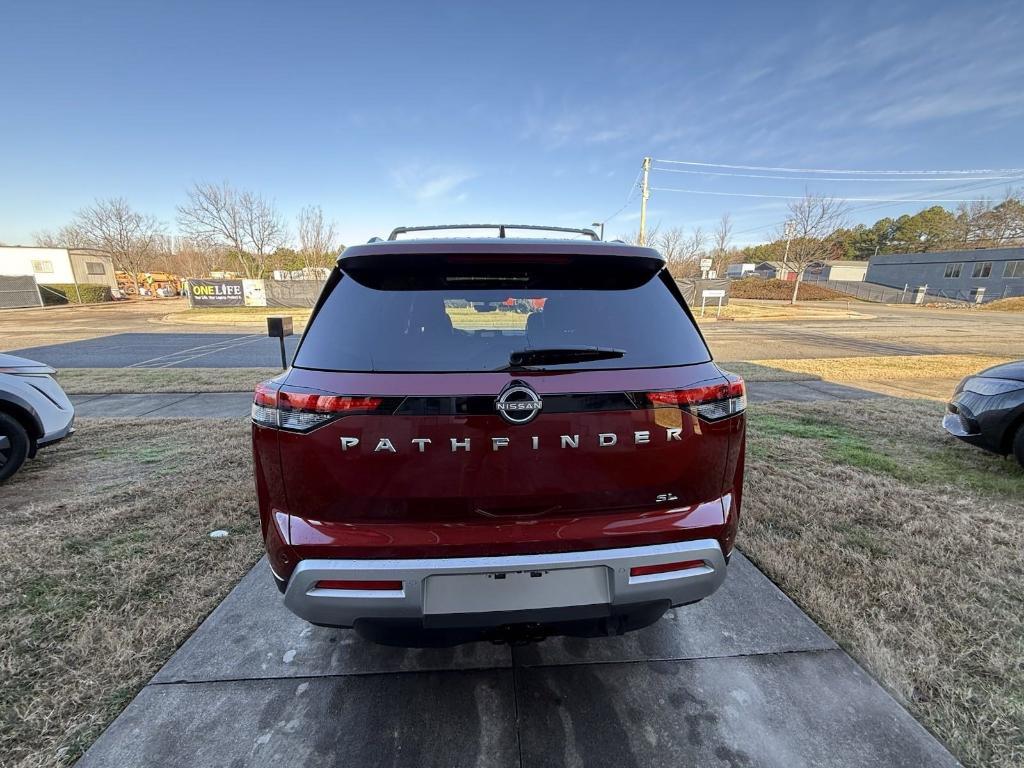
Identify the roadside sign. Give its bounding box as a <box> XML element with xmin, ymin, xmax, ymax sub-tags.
<box><xmin>700</xmin><ymin>288</ymin><xmax>726</xmax><ymax>318</ymax></box>
<box><xmin>699</xmin><ymin>258</ymin><xmax>713</xmax><ymax>270</ymax></box>
<box><xmin>188</xmin><ymin>279</ymin><xmax>244</xmax><ymax>307</ymax></box>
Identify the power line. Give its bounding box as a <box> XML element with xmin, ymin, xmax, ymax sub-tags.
<box><xmin>650</xmin><ymin>166</ymin><xmax>1019</xmax><ymax>183</ymax></box>
<box><xmin>648</xmin><ymin>187</ymin><xmax>1008</xmax><ymax>203</ymax></box>
<box><xmin>652</xmin><ymin>158</ymin><xmax>1024</xmax><ymax>176</ymax></box>
<box><xmin>599</xmin><ymin>167</ymin><xmax>644</xmax><ymax>225</ymax></box>
<box><xmin>727</xmin><ymin>176</ymin><xmax>1022</xmax><ymax>238</ymax></box>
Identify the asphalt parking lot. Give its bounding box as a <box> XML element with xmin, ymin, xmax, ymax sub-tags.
<box><xmin>6</xmin><ymin>301</ymin><xmax>1024</xmax><ymax>370</ymax></box>
<box><xmin>77</xmin><ymin>556</ymin><xmax>959</xmax><ymax>767</ymax></box>
<box><xmin>7</xmin><ymin>332</ymin><xmax>301</xmax><ymax>368</ymax></box>
<box><xmin>6</xmin><ymin>303</ymin><xmax>1024</xmax><ymax>368</ymax></box>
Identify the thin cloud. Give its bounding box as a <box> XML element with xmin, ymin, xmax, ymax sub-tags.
<box><xmin>391</xmin><ymin>166</ymin><xmax>476</xmax><ymax>202</ymax></box>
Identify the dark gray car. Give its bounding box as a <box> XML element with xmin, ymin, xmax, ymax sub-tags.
<box><xmin>943</xmin><ymin>360</ymin><xmax>1024</xmax><ymax>468</ymax></box>
<box><xmin>0</xmin><ymin>353</ymin><xmax>75</xmax><ymax>482</ymax></box>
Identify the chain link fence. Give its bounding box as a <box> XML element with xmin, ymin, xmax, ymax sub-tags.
<box><xmin>0</xmin><ymin>275</ymin><xmax>43</xmax><ymax>309</ymax></box>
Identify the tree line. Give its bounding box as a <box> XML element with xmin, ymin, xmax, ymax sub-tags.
<box><xmin>33</xmin><ymin>182</ymin><xmax>342</xmax><ymax>294</ymax></box>
<box><xmin>628</xmin><ymin>189</ymin><xmax>1023</xmax><ymax>304</ymax></box>
<box><xmin>629</xmin><ymin>192</ymin><xmax>848</xmax><ymax>297</ymax></box>
<box><xmin>738</xmin><ymin>190</ymin><xmax>1024</xmax><ymax>265</ymax></box>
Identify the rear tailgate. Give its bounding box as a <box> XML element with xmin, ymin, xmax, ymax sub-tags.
<box><xmin>258</xmin><ymin>242</ymin><xmax>744</xmax><ymax>560</ymax></box>
<box><xmin>275</xmin><ymin>365</ymin><xmax>742</xmax><ymax>558</ymax></box>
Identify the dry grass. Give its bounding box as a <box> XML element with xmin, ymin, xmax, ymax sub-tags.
<box><xmin>730</xmin><ymin>277</ymin><xmax>851</xmax><ymax>301</ymax></box>
<box><xmin>56</xmin><ymin>367</ymin><xmax>279</xmax><ymax>394</ymax></box>
<box><xmin>0</xmin><ymin>419</ymin><xmax>261</xmax><ymax>768</ymax></box>
<box><xmin>695</xmin><ymin>302</ymin><xmax>872</xmax><ymax>322</ymax></box>
<box><xmin>446</xmin><ymin>306</ymin><xmax>528</xmax><ymax>330</ymax></box>
<box><xmin>743</xmin><ymin>399</ymin><xmax>1024</xmax><ymax>768</ymax></box>
<box><xmin>980</xmin><ymin>297</ymin><xmax>1024</xmax><ymax>312</ymax></box>
<box><xmin>175</xmin><ymin>307</ymin><xmax>313</xmax><ymax>325</ymax></box>
<box><xmin>734</xmin><ymin>354</ymin><xmax>1014</xmax><ymax>382</ymax></box>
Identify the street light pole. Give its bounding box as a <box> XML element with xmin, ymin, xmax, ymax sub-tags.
<box><xmin>591</xmin><ymin>221</ymin><xmax>605</xmax><ymax>241</ymax></box>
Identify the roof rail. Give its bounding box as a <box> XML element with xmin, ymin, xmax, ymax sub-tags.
<box><xmin>385</xmin><ymin>224</ymin><xmax>601</xmax><ymax>241</ymax></box>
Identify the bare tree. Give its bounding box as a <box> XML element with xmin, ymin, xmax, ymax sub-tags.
<box><xmin>710</xmin><ymin>214</ymin><xmax>732</xmax><ymax>277</ymax></box>
<box><xmin>151</xmin><ymin>236</ymin><xmax>219</xmax><ymax>279</ymax></box>
<box><xmin>779</xmin><ymin>194</ymin><xmax>849</xmax><ymax>304</ymax></box>
<box><xmin>621</xmin><ymin>222</ymin><xmax>661</xmax><ymax>248</ymax></box>
<box><xmin>33</xmin><ymin>224</ymin><xmax>91</xmax><ymax>249</ymax></box>
<box><xmin>72</xmin><ymin>198</ymin><xmax>165</xmax><ymax>296</ymax></box>
<box><xmin>657</xmin><ymin>226</ymin><xmax>705</xmax><ymax>277</ymax></box>
<box><xmin>297</xmin><ymin>205</ymin><xmax>341</xmax><ymax>270</ymax></box>
<box><xmin>177</xmin><ymin>182</ymin><xmax>286</xmax><ymax>278</ymax></box>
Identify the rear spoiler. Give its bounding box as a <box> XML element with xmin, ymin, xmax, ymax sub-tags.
<box><xmin>338</xmin><ymin>241</ymin><xmax>665</xmax><ymax>291</ymax></box>
<box><xmin>385</xmin><ymin>224</ymin><xmax>600</xmax><ymax>241</ymax></box>
<box><xmin>340</xmin><ymin>239</ymin><xmax>663</xmax><ymax>268</ymax></box>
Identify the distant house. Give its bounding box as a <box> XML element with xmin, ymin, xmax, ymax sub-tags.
<box><xmin>805</xmin><ymin>260</ymin><xmax>869</xmax><ymax>282</ymax></box>
<box><xmin>866</xmin><ymin>247</ymin><xmax>1024</xmax><ymax>302</ymax></box>
<box><xmin>752</xmin><ymin>261</ymin><xmax>797</xmax><ymax>280</ymax></box>
<box><xmin>0</xmin><ymin>246</ymin><xmax>118</xmax><ymax>300</ymax></box>
<box><xmin>726</xmin><ymin>262</ymin><xmax>755</xmax><ymax>278</ymax></box>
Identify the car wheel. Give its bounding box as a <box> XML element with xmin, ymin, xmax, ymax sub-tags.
<box><xmin>1014</xmin><ymin>423</ymin><xmax>1024</xmax><ymax>470</ymax></box>
<box><xmin>0</xmin><ymin>412</ymin><xmax>30</xmax><ymax>483</ymax></box>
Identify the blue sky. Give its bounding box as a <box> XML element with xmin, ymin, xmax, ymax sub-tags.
<box><xmin>2</xmin><ymin>0</ymin><xmax>1023</xmax><ymax>247</ymax></box>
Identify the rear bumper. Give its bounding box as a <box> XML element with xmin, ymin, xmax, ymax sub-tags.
<box><xmin>282</xmin><ymin>539</ymin><xmax>726</xmax><ymax>631</ymax></box>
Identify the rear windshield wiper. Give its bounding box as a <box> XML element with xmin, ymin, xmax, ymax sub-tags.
<box><xmin>498</xmin><ymin>346</ymin><xmax>625</xmax><ymax>370</ymax></box>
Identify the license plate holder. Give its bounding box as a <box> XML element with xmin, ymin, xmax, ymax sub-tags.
<box><xmin>423</xmin><ymin>567</ymin><xmax>610</xmax><ymax>615</ymax></box>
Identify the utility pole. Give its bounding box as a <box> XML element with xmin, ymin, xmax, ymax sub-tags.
<box><xmin>782</xmin><ymin>220</ymin><xmax>795</xmax><ymax>266</ymax></box>
<box><xmin>638</xmin><ymin>156</ymin><xmax>652</xmax><ymax>246</ymax></box>
<box><xmin>782</xmin><ymin>220</ymin><xmax>798</xmax><ymax>305</ymax></box>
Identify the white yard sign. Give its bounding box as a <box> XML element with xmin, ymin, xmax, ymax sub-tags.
<box><xmin>700</xmin><ymin>288</ymin><xmax>726</xmax><ymax>318</ymax></box>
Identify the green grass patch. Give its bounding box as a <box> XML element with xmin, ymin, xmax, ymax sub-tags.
<box><xmin>742</xmin><ymin>398</ymin><xmax>1024</xmax><ymax>767</ymax></box>
<box><xmin>753</xmin><ymin>412</ymin><xmax>904</xmax><ymax>477</ymax></box>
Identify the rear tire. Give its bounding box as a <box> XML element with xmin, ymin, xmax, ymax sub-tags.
<box><xmin>0</xmin><ymin>412</ymin><xmax>30</xmax><ymax>483</ymax></box>
<box><xmin>1014</xmin><ymin>424</ymin><xmax>1024</xmax><ymax>469</ymax></box>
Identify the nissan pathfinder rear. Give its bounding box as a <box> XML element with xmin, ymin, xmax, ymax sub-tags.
<box><xmin>252</xmin><ymin>225</ymin><xmax>746</xmax><ymax>646</ymax></box>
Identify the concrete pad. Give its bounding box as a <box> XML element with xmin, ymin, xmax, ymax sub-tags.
<box><xmin>513</xmin><ymin>552</ymin><xmax>835</xmax><ymax>667</ymax></box>
<box><xmin>143</xmin><ymin>392</ymin><xmax>253</xmax><ymax>418</ymax></box>
<box><xmin>68</xmin><ymin>394</ymin><xmax>107</xmax><ymax>405</ymax></box>
<box><xmin>70</xmin><ymin>393</ymin><xmax>194</xmax><ymax>417</ymax></box>
<box><xmin>515</xmin><ymin>651</ymin><xmax>960</xmax><ymax>768</ymax></box>
<box><xmin>78</xmin><ymin>671</ymin><xmax>518</xmax><ymax>768</ymax></box>
<box><xmin>153</xmin><ymin>559</ymin><xmax>511</xmax><ymax>683</ymax></box>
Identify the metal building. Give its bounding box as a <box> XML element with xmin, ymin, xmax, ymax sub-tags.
<box><xmin>865</xmin><ymin>247</ymin><xmax>1024</xmax><ymax>303</ymax></box>
<box><xmin>0</xmin><ymin>246</ymin><xmax>119</xmax><ymax>302</ymax></box>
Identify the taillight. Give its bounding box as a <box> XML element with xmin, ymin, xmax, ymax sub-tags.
<box><xmin>644</xmin><ymin>375</ymin><xmax>745</xmax><ymax>421</ymax></box>
<box><xmin>252</xmin><ymin>381</ymin><xmax>385</xmax><ymax>432</ymax></box>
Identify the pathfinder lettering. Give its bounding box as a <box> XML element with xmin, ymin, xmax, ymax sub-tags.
<box><xmin>339</xmin><ymin>429</ymin><xmax>684</xmax><ymax>453</ymax></box>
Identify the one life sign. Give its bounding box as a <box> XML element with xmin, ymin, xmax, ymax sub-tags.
<box><xmin>188</xmin><ymin>279</ymin><xmax>244</xmax><ymax>307</ymax></box>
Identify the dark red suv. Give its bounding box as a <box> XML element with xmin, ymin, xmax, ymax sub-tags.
<box><xmin>252</xmin><ymin>226</ymin><xmax>746</xmax><ymax>646</ymax></box>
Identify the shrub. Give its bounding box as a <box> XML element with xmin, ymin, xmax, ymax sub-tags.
<box><xmin>39</xmin><ymin>284</ymin><xmax>113</xmax><ymax>305</ymax></box>
<box><xmin>730</xmin><ymin>278</ymin><xmax>847</xmax><ymax>301</ymax></box>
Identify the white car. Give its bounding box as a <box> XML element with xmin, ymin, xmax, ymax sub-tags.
<box><xmin>0</xmin><ymin>353</ymin><xmax>75</xmax><ymax>482</ymax></box>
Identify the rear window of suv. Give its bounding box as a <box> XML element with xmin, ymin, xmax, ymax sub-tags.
<box><xmin>293</xmin><ymin>255</ymin><xmax>710</xmax><ymax>372</ymax></box>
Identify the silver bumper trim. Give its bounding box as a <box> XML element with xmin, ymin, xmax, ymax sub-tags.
<box><xmin>942</xmin><ymin>411</ymin><xmax>978</xmax><ymax>438</ymax></box>
<box><xmin>283</xmin><ymin>539</ymin><xmax>727</xmax><ymax>628</ymax></box>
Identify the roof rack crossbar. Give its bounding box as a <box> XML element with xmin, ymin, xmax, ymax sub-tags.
<box><xmin>385</xmin><ymin>224</ymin><xmax>600</xmax><ymax>241</ymax></box>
